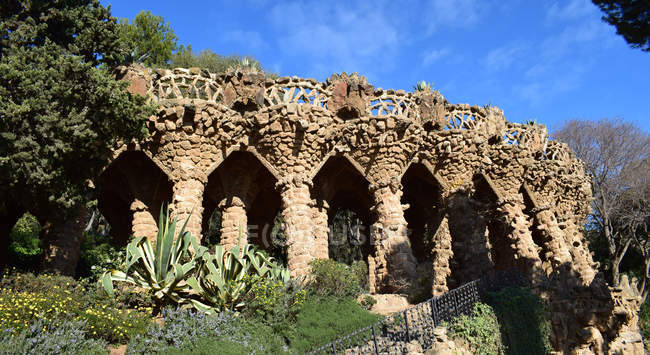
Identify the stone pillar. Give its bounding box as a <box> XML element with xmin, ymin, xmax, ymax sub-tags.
<box><xmin>431</xmin><ymin>215</ymin><xmax>452</xmax><ymax>296</ymax></box>
<box><xmin>130</xmin><ymin>199</ymin><xmax>158</xmax><ymax>241</ymax></box>
<box><xmin>447</xmin><ymin>194</ymin><xmax>494</xmax><ymax>284</ymax></box>
<box><xmin>531</xmin><ymin>206</ymin><xmax>573</xmax><ymax>273</ymax></box>
<box><xmin>277</xmin><ymin>174</ymin><xmax>322</xmax><ymax>278</ymax></box>
<box><xmin>42</xmin><ymin>205</ymin><xmax>88</xmax><ymax>275</ymax></box>
<box><xmin>218</xmin><ymin>197</ymin><xmax>248</xmax><ymax>249</ymax></box>
<box><xmin>495</xmin><ymin>198</ymin><xmax>544</xmax><ymax>281</ymax></box>
<box><xmin>562</xmin><ymin>216</ymin><xmax>597</xmax><ymax>285</ymax></box>
<box><xmin>370</xmin><ymin>177</ymin><xmax>417</xmax><ymax>293</ymax></box>
<box><xmin>311</xmin><ymin>200</ymin><xmax>330</xmax><ymax>260</ymax></box>
<box><xmin>171</xmin><ymin>175</ymin><xmax>205</xmax><ymax>240</ymax></box>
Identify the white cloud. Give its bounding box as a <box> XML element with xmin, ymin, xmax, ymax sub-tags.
<box><xmin>484</xmin><ymin>44</ymin><xmax>527</xmax><ymax>71</ymax></box>
<box><xmin>546</xmin><ymin>0</ymin><xmax>596</xmax><ymax>21</ymax></box>
<box><xmin>539</xmin><ymin>17</ymin><xmax>613</xmax><ymax>62</ymax></box>
<box><xmin>422</xmin><ymin>48</ymin><xmax>451</xmax><ymax>66</ymax></box>
<box><xmin>267</xmin><ymin>1</ymin><xmax>400</xmax><ymax>77</ymax></box>
<box><xmin>424</xmin><ymin>0</ymin><xmax>483</xmax><ymax>34</ymax></box>
<box><xmin>500</xmin><ymin>1</ymin><xmax>614</xmax><ymax>106</ymax></box>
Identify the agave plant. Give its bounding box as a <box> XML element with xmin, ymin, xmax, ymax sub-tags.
<box><xmin>101</xmin><ymin>205</ymin><xmax>206</xmax><ymax>309</ymax></box>
<box><xmin>413</xmin><ymin>80</ymin><xmax>433</xmax><ymax>92</ymax></box>
<box><xmin>187</xmin><ymin>243</ymin><xmax>290</xmax><ymax>314</ymax></box>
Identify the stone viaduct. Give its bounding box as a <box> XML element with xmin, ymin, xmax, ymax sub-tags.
<box><xmin>84</xmin><ymin>65</ymin><xmax>643</xmax><ymax>353</ymax></box>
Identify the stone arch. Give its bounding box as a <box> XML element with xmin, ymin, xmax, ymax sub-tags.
<box><xmin>444</xmin><ymin>174</ymin><xmax>502</xmax><ymax>288</ymax></box>
<box><xmin>521</xmin><ymin>184</ymin><xmax>552</xmax><ymax>272</ymax></box>
<box><xmin>97</xmin><ymin>150</ymin><xmax>173</xmax><ymax>244</ymax></box>
<box><xmin>400</xmin><ymin>162</ymin><xmax>446</xmax><ymax>300</ymax></box>
<box><xmin>469</xmin><ymin>174</ymin><xmax>544</xmax><ymax>282</ymax></box>
<box><xmin>201</xmin><ymin>150</ymin><xmax>281</xmax><ymax>253</ymax></box>
<box><xmin>312</xmin><ymin>155</ymin><xmax>374</xmax><ymax>264</ymax></box>
<box><xmin>400</xmin><ymin>162</ymin><xmax>445</xmax><ymax>263</ymax></box>
<box><xmin>471</xmin><ymin>174</ymin><xmax>517</xmax><ymax>272</ymax></box>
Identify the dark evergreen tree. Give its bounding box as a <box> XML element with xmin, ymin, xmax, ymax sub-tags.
<box><xmin>0</xmin><ymin>0</ymin><xmax>155</xmax><ymax>272</ymax></box>
<box><xmin>593</xmin><ymin>0</ymin><xmax>650</xmax><ymax>51</ymax></box>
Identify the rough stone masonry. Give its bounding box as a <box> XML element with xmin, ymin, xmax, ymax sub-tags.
<box><xmin>82</xmin><ymin>64</ymin><xmax>643</xmax><ymax>353</ymax></box>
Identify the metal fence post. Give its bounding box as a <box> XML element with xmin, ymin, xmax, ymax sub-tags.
<box><xmin>404</xmin><ymin>310</ymin><xmax>410</xmax><ymax>342</ymax></box>
<box><xmin>372</xmin><ymin>325</ymin><xmax>379</xmax><ymax>355</ymax></box>
<box><xmin>431</xmin><ymin>298</ymin><xmax>438</xmax><ymax>327</ymax></box>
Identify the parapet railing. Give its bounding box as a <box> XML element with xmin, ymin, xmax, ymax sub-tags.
<box><xmin>308</xmin><ymin>269</ymin><xmax>525</xmax><ymax>354</ymax></box>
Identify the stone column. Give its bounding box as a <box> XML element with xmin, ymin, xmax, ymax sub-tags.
<box><xmin>130</xmin><ymin>199</ymin><xmax>158</xmax><ymax>241</ymax></box>
<box><xmin>215</xmin><ymin>162</ymin><xmax>262</xmax><ymax>250</ymax></box>
<box><xmin>277</xmin><ymin>174</ymin><xmax>322</xmax><ymax>278</ymax></box>
<box><xmin>562</xmin><ymin>216</ymin><xmax>597</xmax><ymax>285</ymax></box>
<box><xmin>218</xmin><ymin>197</ymin><xmax>248</xmax><ymax>249</ymax></box>
<box><xmin>370</xmin><ymin>177</ymin><xmax>417</xmax><ymax>293</ymax></box>
<box><xmin>530</xmin><ymin>206</ymin><xmax>573</xmax><ymax>272</ymax></box>
<box><xmin>311</xmin><ymin>200</ymin><xmax>330</xmax><ymax>260</ymax></box>
<box><xmin>495</xmin><ymin>198</ymin><xmax>544</xmax><ymax>281</ymax></box>
<box><xmin>431</xmin><ymin>215</ymin><xmax>452</xmax><ymax>296</ymax></box>
<box><xmin>171</xmin><ymin>169</ymin><xmax>205</xmax><ymax>240</ymax></box>
<box><xmin>446</xmin><ymin>194</ymin><xmax>494</xmax><ymax>284</ymax></box>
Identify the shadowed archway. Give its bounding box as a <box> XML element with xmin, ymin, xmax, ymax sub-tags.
<box><xmin>97</xmin><ymin>151</ymin><xmax>173</xmax><ymax>245</ymax></box>
<box><xmin>312</xmin><ymin>155</ymin><xmax>374</xmax><ymax>265</ymax></box>
<box><xmin>202</xmin><ymin>151</ymin><xmax>281</xmax><ymax>256</ymax></box>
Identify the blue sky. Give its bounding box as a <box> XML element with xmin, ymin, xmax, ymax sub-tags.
<box><xmin>103</xmin><ymin>0</ymin><xmax>649</xmax><ymax>132</ymax></box>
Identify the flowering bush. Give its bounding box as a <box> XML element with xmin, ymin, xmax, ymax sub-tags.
<box><xmin>0</xmin><ymin>271</ymin><xmax>150</xmax><ymax>343</ymax></box>
<box><xmin>0</xmin><ymin>319</ymin><xmax>108</xmax><ymax>354</ymax></box>
<box><xmin>245</xmin><ymin>276</ymin><xmax>307</xmax><ymax>333</ymax></box>
<box><xmin>126</xmin><ymin>307</ymin><xmax>286</xmax><ymax>354</ymax></box>
<box><xmin>307</xmin><ymin>259</ymin><xmax>368</xmax><ymax>298</ymax></box>
<box><xmin>79</xmin><ymin>231</ymin><xmax>125</xmax><ymax>281</ymax></box>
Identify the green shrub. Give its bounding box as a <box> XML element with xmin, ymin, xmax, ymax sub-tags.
<box><xmin>307</xmin><ymin>259</ymin><xmax>367</xmax><ymax>298</ymax></box>
<box><xmin>0</xmin><ymin>271</ymin><xmax>150</xmax><ymax>343</ymax></box>
<box><xmin>127</xmin><ymin>307</ymin><xmax>286</xmax><ymax>354</ymax></box>
<box><xmin>8</xmin><ymin>213</ymin><xmax>42</xmax><ymax>269</ymax></box>
<box><xmin>158</xmin><ymin>337</ymin><xmax>251</xmax><ymax>355</ymax></box>
<box><xmin>328</xmin><ymin>209</ymin><xmax>366</xmax><ymax>264</ymax></box>
<box><xmin>449</xmin><ymin>302</ymin><xmax>506</xmax><ymax>355</ymax></box>
<box><xmin>487</xmin><ymin>287</ymin><xmax>551</xmax><ymax>355</ymax></box>
<box><xmin>79</xmin><ymin>231</ymin><xmax>124</xmax><ymax>280</ymax></box>
<box><xmin>0</xmin><ymin>270</ymin><xmax>75</xmax><ymax>293</ymax></box>
<box><xmin>360</xmin><ymin>295</ymin><xmax>377</xmax><ymax>310</ymax></box>
<box><xmin>286</xmin><ymin>296</ymin><xmax>382</xmax><ymax>353</ymax></box>
<box><xmin>639</xmin><ymin>297</ymin><xmax>650</xmax><ymax>342</ymax></box>
<box><xmin>0</xmin><ymin>319</ymin><xmax>108</xmax><ymax>354</ymax></box>
<box><xmin>244</xmin><ymin>277</ymin><xmax>306</xmax><ymax>332</ymax></box>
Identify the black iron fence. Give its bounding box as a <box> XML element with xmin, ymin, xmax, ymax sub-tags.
<box><xmin>308</xmin><ymin>269</ymin><xmax>525</xmax><ymax>354</ymax></box>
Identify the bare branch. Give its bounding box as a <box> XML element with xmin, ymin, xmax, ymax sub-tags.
<box><xmin>554</xmin><ymin>118</ymin><xmax>649</xmax><ymax>286</ymax></box>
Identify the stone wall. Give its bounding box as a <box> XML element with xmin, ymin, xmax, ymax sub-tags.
<box><xmin>95</xmin><ymin>65</ymin><xmax>642</xmax><ymax>353</ymax></box>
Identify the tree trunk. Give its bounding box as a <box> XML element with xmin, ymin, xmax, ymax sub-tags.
<box><xmin>611</xmin><ymin>237</ymin><xmax>632</xmax><ymax>286</ymax></box>
<box><xmin>41</xmin><ymin>205</ymin><xmax>89</xmax><ymax>275</ymax></box>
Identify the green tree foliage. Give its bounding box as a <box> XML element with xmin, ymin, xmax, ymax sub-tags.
<box><xmin>170</xmin><ymin>46</ymin><xmax>263</xmax><ymax>73</ymax></box>
<box><xmin>8</xmin><ymin>213</ymin><xmax>42</xmax><ymax>267</ymax></box>
<box><xmin>328</xmin><ymin>209</ymin><xmax>366</xmax><ymax>264</ymax></box>
<box><xmin>0</xmin><ymin>0</ymin><xmax>154</xmax><ymax>223</ymax></box>
<box><xmin>449</xmin><ymin>303</ymin><xmax>506</xmax><ymax>355</ymax></box>
<box><xmin>592</xmin><ymin>0</ymin><xmax>650</xmax><ymax>51</ymax></box>
<box><xmin>487</xmin><ymin>287</ymin><xmax>552</xmax><ymax>354</ymax></box>
<box><xmin>119</xmin><ymin>10</ymin><xmax>178</xmax><ymax>66</ymax></box>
